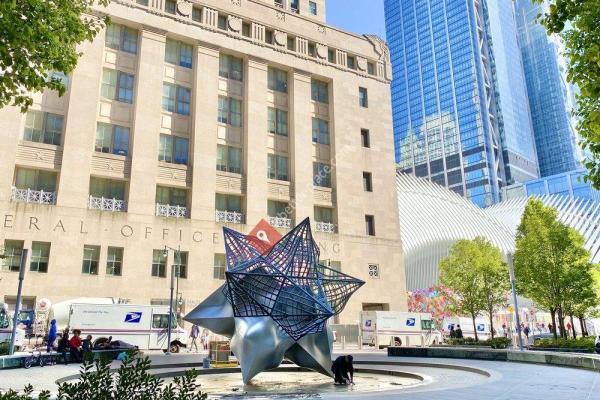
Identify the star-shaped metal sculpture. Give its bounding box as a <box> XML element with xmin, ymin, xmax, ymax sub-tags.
<box><xmin>185</xmin><ymin>218</ymin><xmax>364</xmax><ymax>383</ymax></box>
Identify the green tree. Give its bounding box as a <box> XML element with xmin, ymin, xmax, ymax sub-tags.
<box><xmin>440</xmin><ymin>237</ymin><xmax>509</xmax><ymax>341</ymax></box>
<box><xmin>532</xmin><ymin>0</ymin><xmax>600</xmax><ymax>189</ymax></box>
<box><xmin>0</xmin><ymin>0</ymin><xmax>108</xmax><ymax>112</ymax></box>
<box><xmin>514</xmin><ymin>198</ymin><xmax>597</xmax><ymax>339</ymax></box>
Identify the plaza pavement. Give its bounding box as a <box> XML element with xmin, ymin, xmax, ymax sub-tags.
<box><xmin>0</xmin><ymin>351</ymin><xmax>598</xmax><ymax>399</ymax></box>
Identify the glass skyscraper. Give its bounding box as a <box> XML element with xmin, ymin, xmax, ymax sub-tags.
<box><xmin>384</xmin><ymin>0</ymin><xmax>540</xmax><ymax>207</ymax></box>
<box><xmin>514</xmin><ymin>0</ymin><xmax>581</xmax><ymax>177</ymax></box>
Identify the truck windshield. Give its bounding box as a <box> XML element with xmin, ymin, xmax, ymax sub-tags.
<box><xmin>152</xmin><ymin>314</ymin><xmax>178</xmax><ymax>329</ymax></box>
<box><xmin>0</xmin><ymin>310</ymin><xmax>9</xmax><ymax>329</ymax></box>
<box><xmin>421</xmin><ymin>320</ymin><xmax>435</xmax><ymax>330</ymax></box>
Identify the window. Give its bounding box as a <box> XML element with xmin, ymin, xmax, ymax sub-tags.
<box><xmin>30</xmin><ymin>242</ymin><xmax>50</xmax><ymax>273</ymax></box>
<box><xmin>268</xmin><ymin>108</ymin><xmax>288</xmax><ymax>136</ymax></box>
<box><xmin>218</xmin><ymin>96</ymin><xmax>242</xmax><ymax>127</ymax></box>
<box><xmin>359</xmin><ymin>87</ymin><xmax>368</xmax><ymax>108</ymax></box>
<box><xmin>90</xmin><ymin>178</ymin><xmax>126</xmax><ymax>200</ymax></box>
<box><xmin>268</xmin><ymin>200</ymin><xmax>290</xmax><ymax>218</ymax></box>
<box><xmin>287</xmin><ymin>36</ymin><xmax>296</xmax><ymax>51</ymax></box>
<box><xmin>268</xmin><ymin>68</ymin><xmax>288</xmax><ymax>93</ymax></box>
<box><xmin>328</xmin><ymin>49</ymin><xmax>336</xmax><ymax>63</ymax></box>
<box><xmin>219</xmin><ymin>54</ymin><xmax>243</xmax><ymax>81</ymax></box>
<box><xmin>95</xmin><ymin>123</ymin><xmax>130</xmax><ymax>156</ymax></box>
<box><xmin>242</xmin><ymin>22</ymin><xmax>251</xmax><ymax>38</ymax></box>
<box><xmin>2</xmin><ymin>240</ymin><xmax>24</xmax><ymax>272</ymax></box>
<box><xmin>365</xmin><ymin>215</ymin><xmax>375</xmax><ymax>236</ymax></box>
<box><xmin>136</xmin><ymin>0</ymin><xmax>148</xmax><ymax>5</ymax></box>
<box><xmin>265</xmin><ymin>29</ymin><xmax>274</xmax><ymax>44</ymax></box>
<box><xmin>291</xmin><ymin>0</ymin><xmax>299</xmax><ymax>12</ymax></box>
<box><xmin>82</xmin><ymin>245</ymin><xmax>100</xmax><ymax>275</ymax></box>
<box><xmin>314</xmin><ymin>206</ymin><xmax>333</xmax><ymax>223</ymax></box>
<box><xmin>363</xmin><ymin>172</ymin><xmax>373</xmax><ymax>192</ymax></box>
<box><xmin>361</xmin><ymin>129</ymin><xmax>370</xmax><ymax>148</ymax></box>
<box><xmin>101</xmin><ymin>69</ymin><xmax>134</xmax><ymax>103</ymax></box>
<box><xmin>173</xmin><ymin>252</ymin><xmax>188</xmax><ymax>279</ymax></box>
<box><xmin>218</xmin><ymin>15</ymin><xmax>227</xmax><ymax>30</ymax></box>
<box><xmin>312</xmin><ymin>118</ymin><xmax>330</xmax><ymax>145</ymax></box>
<box><xmin>105</xmin><ymin>24</ymin><xmax>138</xmax><ymax>54</ymax></box>
<box><xmin>192</xmin><ymin>6</ymin><xmax>202</xmax><ymax>22</ymax></box>
<box><xmin>311</xmin><ymin>79</ymin><xmax>329</xmax><ymax>103</ymax></box>
<box><xmin>308</xmin><ymin>43</ymin><xmax>316</xmax><ymax>57</ymax></box>
<box><xmin>162</xmin><ymin>83</ymin><xmax>191</xmax><ymax>115</ymax></box>
<box><xmin>214</xmin><ymin>254</ymin><xmax>226</xmax><ymax>280</ymax></box>
<box><xmin>367</xmin><ymin>62</ymin><xmax>375</xmax><ymax>75</ymax></box>
<box><xmin>159</xmin><ymin>134</ymin><xmax>189</xmax><ymax>165</ymax></box>
<box><xmin>152</xmin><ymin>313</ymin><xmax>177</xmax><ymax>329</ymax></box>
<box><xmin>347</xmin><ymin>55</ymin><xmax>356</xmax><ymax>70</ymax></box>
<box><xmin>309</xmin><ymin>1</ymin><xmax>317</xmax><ymax>15</ymax></box>
<box><xmin>106</xmin><ymin>247</ymin><xmax>123</xmax><ymax>276</ymax></box>
<box><xmin>14</xmin><ymin>168</ymin><xmax>57</xmax><ymax>192</ymax></box>
<box><xmin>216</xmin><ymin>145</ymin><xmax>242</xmax><ymax>174</ymax></box>
<box><xmin>152</xmin><ymin>249</ymin><xmax>167</xmax><ymax>278</ymax></box>
<box><xmin>165</xmin><ymin>39</ymin><xmax>193</xmax><ymax>68</ymax></box>
<box><xmin>313</xmin><ymin>162</ymin><xmax>331</xmax><ymax>188</ymax></box>
<box><xmin>267</xmin><ymin>154</ymin><xmax>289</xmax><ymax>181</ymax></box>
<box><xmin>156</xmin><ymin>186</ymin><xmax>187</xmax><ymax>207</ymax></box>
<box><xmin>165</xmin><ymin>0</ymin><xmax>176</xmax><ymax>14</ymax></box>
<box><xmin>216</xmin><ymin>194</ymin><xmax>242</xmax><ymax>212</ymax></box>
<box><xmin>23</xmin><ymin>111</ymin><xmax>63</xmax><ymax>146</ymax></box>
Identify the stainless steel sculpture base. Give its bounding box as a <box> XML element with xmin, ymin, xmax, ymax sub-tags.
<box><xmin>186</xmin><ymin>287</ymin><xmax>334</xmax><ymax>384</ymax></box>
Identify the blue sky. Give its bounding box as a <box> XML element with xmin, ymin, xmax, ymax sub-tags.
<box><xmin>326</xmin><ymin>0</ymin><xmax>386</xmax><ymax>39</ymax></box>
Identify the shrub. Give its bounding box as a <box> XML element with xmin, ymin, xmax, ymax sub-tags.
<box><xmin>446</xmin><ymin>337</ymin><xmax>511</xmax><ymax>349</ymax></box>
<box><xmin>0</xmin><ymin>342</ymin><xmax>8</xmax><ymax>356</ymax></box>
<box><xmin>531</xmin><ymin>337</ymin><xmax>595</xmax><ymax>352</ymax></box>
<box><xmin>0</xmin><ymin>351</ymin><xmax>207</xmax><ymax>400</ymax></box>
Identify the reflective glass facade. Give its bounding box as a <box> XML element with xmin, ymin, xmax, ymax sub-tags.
<box><xmin>384</xmin><ymin>0</ymin><xmax>506</xmax><ymax>207</ymax></box>
<box><xmin>503</xmin><ymin>169</ymin><xmax>600</xmax><ymax>202</ymax></box>
<box><xmin>514</xmin><ymin>0</ymin><xmax>580</xmax><ymax>177</ymax></box>
<box><xmin>486</xmin><ymin>1</ymin><xmax>539</xmax><ymax>184</ymax></box>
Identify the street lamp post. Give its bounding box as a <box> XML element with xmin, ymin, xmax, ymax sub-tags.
<box><xmin>163</xmin><ymin>245</ymin><xmax>181</xmax><ymax>355</ymax></box>
<box><xmin>9</xmin><ymin>249</ymin><xmax>28</xmax><ymax>355</ymax></box>
<box><xmin>507</xmin><ymin>253</ymin><xmax>524</xmax><ymax>351</ymax></box>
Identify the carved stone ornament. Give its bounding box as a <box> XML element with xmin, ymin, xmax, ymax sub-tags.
<box><xmin>274</xmin><ymin>31</ymin><xmax>287</xmax><ymax>46</ymax></box>
<box><xmin>316</xmin><ymin>44</ymin><xmax>328</xmax><ymax>60</ymax></box>
<box><xmin>228</xmin><ymin>16</ymin><xmax>242</xmax><ymax>32</ymax></box>
<box><xmin>357</xmin><ymin>57</ymin><xmax>368</xmax><ymax>72</ymax></box>
<box><xmin>276</xmin><ymin>10</ymin><xmax>285</xmax><ymax>21</ymax></box>
<box><xmin>176</xmin><ymin>0</ymin><xmax>192</xmax><ymax>16</ymax></box>
<box><xmin>231</xmin><ymin>0</ymin><xmax>241</xmax><ymax>6</ymax></box>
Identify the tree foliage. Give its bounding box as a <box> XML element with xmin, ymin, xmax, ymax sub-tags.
<box><xmin>0</xmin><ymin>352</ymin><xmax>207</xmax><ymax>400</ymax></box>
<box><xmin>514</xmin><ymin>198</ymin><xmax>598</xmax><ymax>338</ymax></box>
<box><xmin>0</xmin><ymin>0</ymin><xmax>108</xmax><ymax>112</ymax></box>
<box><xmin>533</xmin><ymin>0</ymin><xmax>600</xmax><ymax>189</ymax></box>
<box><xmin>439</xmin><ymin>237</ymin><xmax>509</xmax><ymax>341</ymax></box>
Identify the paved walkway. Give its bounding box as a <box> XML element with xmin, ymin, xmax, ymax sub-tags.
<box><xmin>0</xmin><ymin>352</ymin><xmax>598</xmax><ymax>399</ymax></box>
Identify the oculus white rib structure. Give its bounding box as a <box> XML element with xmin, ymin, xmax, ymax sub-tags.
<box><xmin>397</xmin><ymin>173</ymin><xmax>600</xmax><ymax>291</ymax></box>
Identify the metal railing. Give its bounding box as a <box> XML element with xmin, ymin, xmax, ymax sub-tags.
<box><xmin>215</xmin><ymin>210</ymin><xmax>244</xmax><ymax>224</ymax></box>
<box><xmin>315</xmin><ymin>221</ymin><xmax>336</xmax><ymax>233</ymax></box>
<box><xmin>11</xmin><ymin>187</ymin><xmax>56</xmax><ymax>205</ymax></box>
<box><xmin>156</xmin><ymin>203</ymin><xmax>188</xmax><ymax>218</ymax></box>
<box><xmin>89</xmin><ymin>196</ymin><xmax>127</xmax><ymax>212</ymax></box>
<box><xmin>268</xmin><ymin>216</ymin><xmax>292</xmax><ymax>229</ymax></box>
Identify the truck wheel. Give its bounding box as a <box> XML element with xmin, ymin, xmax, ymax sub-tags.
<box><xmin>23</xmin><ymin>357</ymin><xmax>33</xmax><ymax>369</ymax></box>
<box><xmin>170</xmin><ymin>343</ymin><xmax>180</xmax><ymax>353</ymax></box>
<box><xmin>394</xmin><ymin>337</ymin><xmax>402</xmax><ymax>347</ymax></box>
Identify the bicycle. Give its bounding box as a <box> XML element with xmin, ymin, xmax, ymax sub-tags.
<box><xmin>22</xmin><ymin>348</ymin><xmax>45</xmax><ymax>369</ymax></box>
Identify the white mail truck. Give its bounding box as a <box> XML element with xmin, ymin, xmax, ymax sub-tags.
<box><xmin>50</xmin><ymin>301</ymin><xmax>187</xmax><ymax>353</ymax></box>
<box><xmin>361</xmin><ymin>311</ymin><xmax>442</xmax><ymax>348</ymax></box>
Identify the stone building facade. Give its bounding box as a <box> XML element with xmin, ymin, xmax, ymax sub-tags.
<box><xmin>0</xmin><ymin>0</ymin><xmax>405</xmax><ymax>323</ymax></box>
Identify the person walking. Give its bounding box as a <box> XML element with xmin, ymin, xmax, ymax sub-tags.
<box><xmin>449</xmin><ymin>325</ymin><xmax>456</xmax><ymax>339</ymax></box>
<box><xmin>46</xmin><ymin>319</ymin><xmax>57</xmax><ymax>353</ymax></box>
<box><xmin>82</xmin><ymin>335</ymin><xmax>93</xmax><ymax>359</ymax></box>
<box><xmin>523</xmin><ymin>326</ymin><xmax>531</xmax><ymax>344</ymax></box>
<box><xmin>201</xmin><ymin>328</ymin><xmax>209</xmax><ymax>351</ymax></box>
<box><xmin>189</xmin><ymin>324</ymin><xmax>200</xmax><ymax>353</ymax></box>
